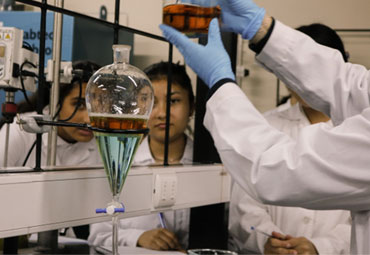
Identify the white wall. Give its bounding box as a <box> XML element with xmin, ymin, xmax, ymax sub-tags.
<box><xmin>60</xmin><ymin>0</ymin><xmax>370</xmax><ymax>112</ymax></box>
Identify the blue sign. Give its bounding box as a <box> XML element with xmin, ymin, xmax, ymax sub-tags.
<box><xmin>0</xmin><ymin>11</ymin><xmax>74</xmax><ymax>119</ymax></box>
<box><xmin>0</xmin><ymin>11</ymin><xmax>74</xmax><ymax>62</ymax></box>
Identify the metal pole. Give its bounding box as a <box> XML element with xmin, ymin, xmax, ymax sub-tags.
<box><xmin>276</xmin><ymin>79</ymin><xmax>280</xmax><ymax>106</ymax></box>
<box><xmin>36</xmin><ymin>230</ymin><xmax>58</xmax><ymax>253</ymax></box>
<box><xmin>3</xmin><ymin>123</ymin><xmax>10</xmax><ymax>167</ymax></box>
<box><xmin>15</xmin><ymin>0</ymin><xmax>167</xmax><ymax>42</ymax></box>
<box><xmin>113</xmin><ymin>0</ymin><xmax>120</xmax><ymax>44</ymax></box>
<box><xmin>236</xmin><ymin>34</ymin><xmax>244</xmax><ymax>86</ymax></box>
<box><xmin>164</xmin><ymin>44</ymin><xmax>173</xmax><ymax>166</ymax></box>
<box><xmin>35</xmin><ymin>0</ymin><xmax>47</xmax><ymax>171</ymax></box>
<box><xmin>2</xmin><ymin>91</ymin><xmax>15</xmax><ymax>167</ymax></box>
<box><xmin>3</xmin><ymin>236</ymin><xmax>19</xmax><ymax>254</ymax></box>
<box><xmin>47</xmin><ymin>0</ymin><xmax>64</xmax><ymax>166</ymax></box>
<box><xmin>36</xmin><ymin>1</ymin><xmax>61</xmax><ymax>253</ymax></box>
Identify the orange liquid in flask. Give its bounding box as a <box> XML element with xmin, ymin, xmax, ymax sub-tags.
<box><xmin>163</xmin><ymin>4</ymin><xmax>221</xmax><ymax>35</ymax></box>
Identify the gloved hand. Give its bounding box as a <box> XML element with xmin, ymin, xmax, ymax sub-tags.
<box><xmin>160</xmin><ymin>18</ymin><xmax>235</xmax><ymax>88</ymax></box>
<box><xmin>219</xmin><ymin>0</ymin><xmax>265</xmax><ymax>40</ymax></box>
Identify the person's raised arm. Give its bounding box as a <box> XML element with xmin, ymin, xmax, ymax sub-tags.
<box><xmin>178</xmin><ymin>0</ymin><xmax>370</xmax><ymax>125</ymax></box>
<box><xmin>255</xmin><ymin>20</ymin><xmax>370</xmax><ymax>125</ymax></box>
<box><xmin>220</xmin><ymin>0</ymin><xmax>370</xmax><ymax>124</ymax></box>
<box><xmin>160</xmin><ymin>12</ymin><xmax>370</xmax><ymax>212</ymax></box>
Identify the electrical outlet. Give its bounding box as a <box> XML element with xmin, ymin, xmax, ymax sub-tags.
<box><xmin>153</xmin><ymin>173</ymin><xmax>177</xmax><ymax>208</ymax></box>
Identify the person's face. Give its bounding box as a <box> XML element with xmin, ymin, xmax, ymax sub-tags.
<box><xmin>137</xmin><ymin>85</ymin><xmax>154</xmax><ymax>116</ymax></box>
<box><xmin>148</xmin><ymin>79</ymin><xmax>193</xmax><ymax>144</ymax></box>
<box><xmin>57</xmin><ymin>82</ymin><xmax>94</xmax><ymax>143</ymax></box>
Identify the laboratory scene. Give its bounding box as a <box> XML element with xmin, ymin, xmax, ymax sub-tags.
<box><xmin>1</xmin><ymin>0</ymin><xmax>370</xmax><ymax>254</ymax></box>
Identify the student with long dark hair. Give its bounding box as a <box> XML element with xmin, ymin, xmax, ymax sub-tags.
<box><xmin>0</xmin><ymin>60</ymin><xmax>101</xmax><ymax>169</ymax></box>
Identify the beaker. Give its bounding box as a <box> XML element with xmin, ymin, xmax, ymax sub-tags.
<box><xmin>188</xmin><ymin>249</ymin><xmax>238</xmax><ymax>255</ymax></box>
<box><xmin>162</xmin><ymin>0</ymin><xmax>221</xmax><ymax>37</ymax></box>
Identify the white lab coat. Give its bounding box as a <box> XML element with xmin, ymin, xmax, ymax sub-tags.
<box><xmin>229</xmin><ymin>102</ymin><xmax>351</xmax><ymax>254</ymax></box>
<box><xmin>0</xmin><ymin>111</ymin><xmax>101</xmax><ymax>168</ymax></box>
<box><xmin>88</xmin><ymin>135</ymin><xmax>192</xmax><ymax>249</ymax></box>
<box><xmin>204</xmin><ymin>20</ymin><xmax>370</xmax><ymax>254</ymax></box>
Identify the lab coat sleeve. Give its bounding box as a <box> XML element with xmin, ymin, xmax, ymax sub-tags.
<box><xmin>204</xmin><ymin>82</ymin><xmax>370</xmax><ymax>211</ymax></box>
<box><xmin>229</xmin><ymin>183</ymin><xmax>283</xmax><ymax>254</ymax></box>
<box><xmin>310</xmin><ymin>218</ymin><xmax>351</xmax><ymax>255</ymax></box>
<box><xmin>0</xmin><ymin>121</ymin><xmax>30</xmax><ymax>167</ymax></box>
<box><xmin>88</xmin><ymin>220</ymin><xmax>145</xmax><ymax>248</ymax></box>
<box><xmin>256</xmin><ymin>21</ymin><xmax>370</xmax><ymax>125</ymax></box>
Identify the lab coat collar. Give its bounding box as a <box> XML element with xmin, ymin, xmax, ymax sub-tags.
<box><xmin>133</xmin><ymin>134</ymin><xmax>194</xmax><ymax>166</ymax></box>
<box><xmin>181</xmin><ymin>134</ymin><xmax>193</xmax><ymax>164</ymax></box>
<box><xmin>133</xmin><ymin>136</ymin><xmax>156</xmax><ymax>166</ymax></box>
<box><xmin>276</xmin><ymin>101</ymin><xmax>332</xmax><ymax>126</ymax></box>
<box><xmin>273</xmin><ymin>100</ymin><xmax>304</xmax><ymax>121</ymax></box>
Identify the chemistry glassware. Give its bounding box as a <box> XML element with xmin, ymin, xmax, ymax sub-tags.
<box><xmin>86</xmin><ymin>45</ymin><xmax>153</xmax><ymax>255</ymax></box>
<box><xmin>188</xmin><ymin>249</ymin><xmax>238</xmax><ymax>255</ymax></box>
<box><xmin>162</xmin><ymin>0</ymin><xmax>221</xmax><ymax>37</ymax></box>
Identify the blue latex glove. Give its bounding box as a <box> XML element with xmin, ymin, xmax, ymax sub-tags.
<box><xmin>160</xmin><ymin>18</ymin><xmax>235</xmax><ymax>88</ymax></box>
<box><xmin>219</xmin><ymin>0</ymin><xmax>265</xmax><ymax>40</ymax></box>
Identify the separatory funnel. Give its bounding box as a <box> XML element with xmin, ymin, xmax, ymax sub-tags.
<box><xmin>86</xmin><ymin>45</ymin><xmax>154</xmax><ymax>255</ymax></box>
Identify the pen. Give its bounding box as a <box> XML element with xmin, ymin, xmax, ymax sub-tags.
<box><xmin>250</xmin><ymin>226</ymin><xmax>273</xmax><ymax>238</ymax></box>
<box><xmin>158</xmin><ymin>212</ymin><xmax>167</xmax><ymax>229</ymax></box>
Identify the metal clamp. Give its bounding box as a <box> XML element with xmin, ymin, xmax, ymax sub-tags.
<box><xmin>17</xmin><ymin>114</ymin><xmax>52</xmax><ymax>133</ymax></box>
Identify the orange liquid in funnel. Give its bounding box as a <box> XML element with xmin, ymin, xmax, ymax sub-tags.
<box><xmin>90</xmin><ymin>115</ymin><xmax>147</xmax><ymax>130</ymax></box>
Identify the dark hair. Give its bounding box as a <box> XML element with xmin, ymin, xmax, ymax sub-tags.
<box><xmin>144</xmin><ymin>61</ymin><xmax>195</xmax><ymax>107</ymax></box>
<box><xmin>0</xmin><ymin>60</ymin><xmax>100</xmax><ymax>128</ymax></box>
<box><xmin>277</xmin><ymin>94</ymin><xmax>291</xmax><ymax>106</ymax></box>
<box><xmin>17</xmin><ymin>60</ymin><xmax>101</xmax><ymax>115</ymax></box>
<box><xmin>296</xmin><ymin>23</ymin><xmax>348</xmax><ymax>62</ymax></box>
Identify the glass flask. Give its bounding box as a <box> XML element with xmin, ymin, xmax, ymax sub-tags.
<box><xmin>86</xmin><ymin>45</ymin><xmax>153</xmax><ymax>255</ymax></box>
<box><xmin>162</xmin><ymin>0</ymin><xmax>221</xmax><ymax>37</ymax></box>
